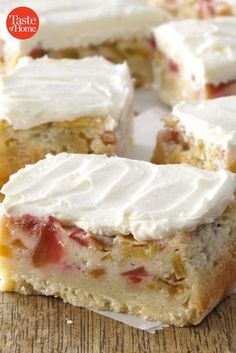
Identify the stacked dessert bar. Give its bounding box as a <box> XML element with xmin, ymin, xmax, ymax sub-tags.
<box><xmin>0</xmin><ymin>56</ymin><xmax>133</xmax><ymax>189</ymax></box>
<box><xmin>0</xmin><ymin>0</ymin><xmax>168</xmax><ymax>86</ymax></box>
<box><xmin>152</xmin><ymin>17</ymin><xmax>236</xmax><ymax>106</ymax></box>
<box><xmin>152</xmin><ymin>96</ymin><xmax>236</xmax><ymax>172</ymax></box>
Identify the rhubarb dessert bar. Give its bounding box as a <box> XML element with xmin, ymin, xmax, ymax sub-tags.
<box><xmin>1</xmin><ymin>153</ymin><xmax>236</xmax><ymax>327</ymax></box>
<box><xmin>0</xmin><ymin>56</ymin><xmax>133</xmax><ymax>189</ymax></box>
<box><xmin>153</xmin><ymin>17</ymin><xmax>236</xmax><ymax>106</ymax></box>
<box><xmin>148</xmin><ymin>0</ymin><xmax>235</xmax><ymax>18</ymax></box>
<box><xmin>0</xmin><ymin>0</ymin><xmax>169</xmax><ymax>86</ymax></box>
<box><xmin>152</xmin><ymin>96</ymin><xmax>236</xmax><ymax>172</ymax></box>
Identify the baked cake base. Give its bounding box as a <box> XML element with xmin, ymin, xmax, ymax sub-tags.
<box><xmin>0</xmin><ymin>114</ymin><xmax>132</xmax><ymax>191</ymax></box>
<box><xmin>1</xmin><ymin>37</ymin><xmax>155</xmax><ymax>87</ymax></box>
<box><xmin>153</xmin><ymin>53</ymin><xmax>236</xmax><ymax>107</ymax></box>
<box><xmin>1</xmin><ymin>204</ymin><xmax>236</xmax><ymax>327</ymax></box>
<box><xmin>152</xmin><ymin>119</ymin><xmax>236</xmax><ymax>172</ymax></box>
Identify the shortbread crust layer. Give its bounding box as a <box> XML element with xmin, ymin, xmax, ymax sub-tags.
<box><xmin>1</xmin><ymin>206</ymin><xmax>236</xmax><ymax>327</ymax></box>
<box><xmin>152</xmin><ymin>97</ymin><xmax>236</xmax><ymax>171</ymax></box>
<box><xmin>0</xmin><ymin>115</ymin><xmax>131</xmax><ymax>191</ymax></box>
<box><xmin>152</xmin><ymin>119</ymin><xmax>236</xmax><ymax>171</ymax></box>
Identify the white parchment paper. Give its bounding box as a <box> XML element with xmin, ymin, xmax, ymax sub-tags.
<box><xmin>128</xmin><ymin>88</ymin><xmax>168</xmax><ymax>162</ymax></box>
<box><xmin>94</xmin><ymin>310</ymin><xmax>169</xmax><ymax>333</ymax></box>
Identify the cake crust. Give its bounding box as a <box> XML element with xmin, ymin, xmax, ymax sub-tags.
<box><xmin>0</xmin><ymin>57</ymin><xmax>133</xmax><ymax>190</ymax></box>
<box><xmin>153</xmin><ymin>17</ymin><xmax>236</xmax><ymax>106</ymax></box>
<box><xmin>152</xmin><ymin>97</ymin><xmax>236</xmax><ymax>172</ymax></box>
<box><xmin>0</xmin><ymin>204</ymin><xmax>236</xmax><ymax>326</ymax></box>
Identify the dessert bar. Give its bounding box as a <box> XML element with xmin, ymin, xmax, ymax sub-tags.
<box><xmin>153</xmin><ymin>17</ymin><xmax>236</xmax><ymax>106</ymax></box>
<box><xmin>0</xmin><ymin>56</ymin><xmax>133</xmax><ymax>189</ymax></box>
<box><xmin>152</xmin><ymin>97</ymin><xmax>236</xmax><ymax>172</ymax></box>
<box><xmin>0</xmin><ymin>153</ymin><xmax>236</xmax><ymax>326</ymax></box>
<box><xmin>0</xmin><ymin>0</ymin><xmax>168</xmax><ymax>86</ymax></box>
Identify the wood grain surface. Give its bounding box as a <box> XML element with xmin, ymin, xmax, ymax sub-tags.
<box><xmin>0</xmin><ymin>292</ymin><xmax>235</xmax><ymax>353</ymax></box>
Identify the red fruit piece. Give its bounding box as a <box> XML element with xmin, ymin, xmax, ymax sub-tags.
<box><xmin>14</xmin><ymin>214</ymin><xmax>42</xmax><ymax>236</ymax></box>
<box><xmin>167</xmin><ymin>59</ymin><xmax>179</xmax><ymax>74</ymax></box>
<box><xmin>28</xmin><ymin>47</ymin><xmax>47</xmax><ymax>59</ymax></box>
<box><xmin>101</xmin><ymin>131</ymin><xmax>117</xmax><ymax>145</ymax></box>
<box><xmin>161</xmin><ymin>129</ymin><xmax>180</xmax><ymax>144</ymax></box>
<box><xmin>69</xmin><ymin>228</ymin><xmax>89</xmax><ymax>247</ymax></box>
<box><xmin>122</xmin><ymin>266</ymin><xmax>149</xmax><ymax>284</ymax></box>
<box><xmin>105</xmin><ymin>56</ymin><xmax>115</xmax><ymax>63</ymax></box>
<box><xmin>166</xmin><ymin>0</ymin><xmax>178</xmax><ymax>10</ymax></box>
<box><xmin>206</xmin><ymin>81</ymin><xmax>236</xmax><ymax>99</ymax></box>
<box><xmin>69</xmin><ymin>229</ymin><xmax>112</xmax><ymax>251</ymax></box>
<box><xmin>148</xmin><ymin>36</ymin><xmax>156</xmax><ymax>50</ymax></box>
<box><xmin>198</xmin><ymin>0</ymin><xmax>216</xmax><ymax>18</ymax></box>
<box><xmin>32</xmin><ymin>216</ymin><xmax>65</xmax><ymax>267</ymax></box>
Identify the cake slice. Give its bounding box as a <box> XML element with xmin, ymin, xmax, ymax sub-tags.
<box><xmin>178</xmin><ymin>0</ymin><xmax>236</xmax><ymax>18</ymax></box>
<box><xmin>0</xmin><ymin>0</ymin><xmax>169</xmax><ymax>86</ymax></box>
<box><xmin>0</xmin><ymin>56</ymin><xmax>133</xmax><ymax>189</ymax></box>
<box><xmin>1</xmin><ymin>153</ymin><xmax>236</xmax><ymax>327</ymax></box>
<box><xmin>152</xmin><ymin>17</ymin><xmax>236</xmax><ymax>106</ymax></box>
<box><xmin>148</xmin><ymin>0</ymin><xmax>235</xmax><ymax>18</ymax></box>
<box><xmin>152</xmin><ymin>96</ymin><xmax>236</xmax><ymax>172</ymax></box>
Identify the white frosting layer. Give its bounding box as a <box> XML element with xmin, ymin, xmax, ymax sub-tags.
<box><xmin>153</xmin><ymin>17</ymin><xmax>236</xmax><ymax>86</ymax></box>
<box><xmin>2</xmin><ymin>153</ymin><xmax>236</xmax><ymax>241</ymax></box>
<box><xmin>0</xmin><ymin>0</ymin><xmax>168</xmax><ymax>54</ymax></box>
<box><xmin>0</xmin><ymin>56</ymin><xmax>133</xmax><ymax>130</ymax></box>
<box><xmin>173</xmin><ymin>96</ymin><xmax>236</xmax><ymax>151</ymax></box>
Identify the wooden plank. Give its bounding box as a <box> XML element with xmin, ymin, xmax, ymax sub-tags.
<box><xmin>0</xmin><ymin>293</ymin><xmax>235</xmax><ymax>353</ymax></box>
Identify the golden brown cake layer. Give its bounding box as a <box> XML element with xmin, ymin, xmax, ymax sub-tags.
<box><xmin>153</xmin><ymin>52</ymin><xmax>236</xmax><ymax>106</ymax></box>
<box><xmin>152</xmin><ymin>118</ymin><xmax>236</xmax><ymax>172</ymax></box>
<box><xmin>1</xmin><ymin>37</ymin><xmax>155</xmax><ymax>87</ymax></box>
<box><xmin>1</xmin><ymin>206</ymin><xmax>236</xmax><ymax>327</ymax></box>
<box><xmin>0</xmin><ymin>116</ymin><xmax>131</xmax><ymax>191</ymax></box>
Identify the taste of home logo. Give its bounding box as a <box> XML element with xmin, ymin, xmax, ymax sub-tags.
<box><xmin>6</xmin><ymin>6</ymin><xmax>39</xmax><ymax>40</ymax></box>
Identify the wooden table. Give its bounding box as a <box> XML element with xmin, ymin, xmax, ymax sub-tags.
<box><xmin>0</xmin><ymin>292</ymin><xmax>235</xmax><ymax>353</ymax></box>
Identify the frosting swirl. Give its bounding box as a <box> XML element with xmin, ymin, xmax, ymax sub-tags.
<box><xmin>2</xmin><ymin>153</ymin><xmax>236</xmax><ymax>241</ymax></box>
<box><xmin>0</xmin><ymin>56</ymin><xmax>133</xmax><ymax>130</ymax></box>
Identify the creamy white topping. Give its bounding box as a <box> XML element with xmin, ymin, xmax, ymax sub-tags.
<box><xmin>153</xmin><ymin>17</ymin><xmax>236</xmax><ymax>86</ymax></box>
<box><xmin>0</xmin><ymin>0</ymin><xmax>168</xmax><ymax>54</ymax></box>
<box><xmin>173</xmin><ymin>96</ymin><xmax>236</xmax><ymax>151</ymax></box>
<box><xmin>2</xmin><ymin>153</ymin><xmax>236</xmax><ymax>241</ymax></box>
<box><xmin>0</xmin><ymin>56</ymin><xmax>133</xmax><ymax>130</ymax></box>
